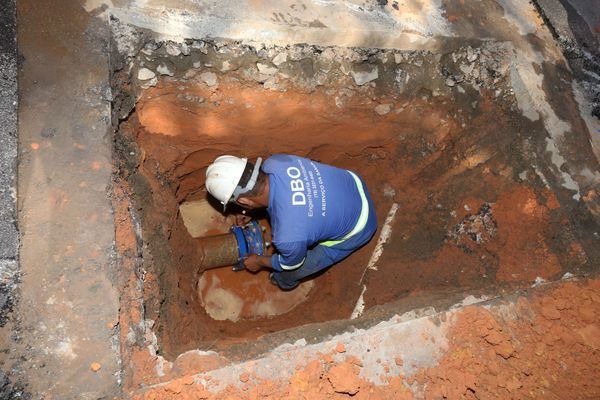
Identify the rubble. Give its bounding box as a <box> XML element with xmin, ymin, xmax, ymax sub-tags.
<box><xmin>156</xmin><ymin>62</ymin><xmax>175</xmax><ymax>77</ymax></box>
<box><xmin>199</xmin><ymin>71</ymin><xmax>218</xmax><ymax>87</ymax></box>
<box><xmin>256</xmin><ymin>62</ymin><xmax>277</xmax><ymax>75</ymax></box>
<box><xmin>138</xmin><ymin>68</ymin><xmax>156</xmax><ymax>81</ymax></box>
<box><xmin>165</xmin><ymin>42</ymin><xmax>182</xmax><ymax>57</ymax></box>
<box><xmin>374</xmin><ymin>104</ymin><xmax>392</xmax><ymax>115</ymax></box>
<box><xmin>272</xmin><ymin>53</ymin><xmax>287</xmax><ymax>66</ymax></box>
<box><xmin>351</xmin><ymin>65</ymin><xmax>379</xmax><ymax>86</ymax></box>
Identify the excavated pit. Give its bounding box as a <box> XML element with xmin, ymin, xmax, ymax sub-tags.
<box><xmin>113</xmin><ymin>39</ymin><xmax>600</xmax><ymax>362</ymax></box>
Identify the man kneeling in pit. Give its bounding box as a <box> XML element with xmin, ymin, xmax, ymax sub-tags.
<box><xmin>205</xmin><ymin>154</ymin><xmax>377</xmax><ymax>290</ymax></box>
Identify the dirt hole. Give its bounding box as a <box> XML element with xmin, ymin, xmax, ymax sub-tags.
<box><xmin>114</xmin><ymin>39</ymin><xmax>590</xmax><ymax>361</ymax></box>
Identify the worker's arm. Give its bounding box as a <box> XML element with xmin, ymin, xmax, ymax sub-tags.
<box><xmin>270</xmin><ymin>242</ymin><xmax>307</xmax><ymax>272</ymax></box>
<box><xmin>243</xmin><ymin>254</ymin><xmax>273</xmax><ymax>272</ymax></box>
<box><xmin>244</xmin><ymin>241</ymin><xmax>307</xmax><ymax>273</ymax></box>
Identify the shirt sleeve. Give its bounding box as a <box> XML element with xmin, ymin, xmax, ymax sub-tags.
<box><xmin>270</xmin><ymin>241</ymin><xmax>307</xmax><ymax>272</ymax></box>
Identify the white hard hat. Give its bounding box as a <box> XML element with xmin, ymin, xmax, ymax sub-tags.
<box><xmin>205</xmin><ymin>155</ymin><xmax>263</xmax><ymax>210</ymax></box>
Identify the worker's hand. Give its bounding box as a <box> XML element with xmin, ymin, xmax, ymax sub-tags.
<box><xmin>243</xmin><ymin>254</ymin><xmax>262</xmax><ymax>272</ymax></box>
<box><xmin>243</xmin><ymin>254</ymin><xmax>271</xmax><ymax>272</ymax></box>
<box><xmin>235</xmin><ymin>213</ymin><xmax>252</xmax><ymax>226</ymax></box>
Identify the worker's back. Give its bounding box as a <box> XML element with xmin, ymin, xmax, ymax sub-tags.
<box><xmin>264</xmin><ymin>154</ymin><xmax>363</xmax><ymax>253</ymax></box>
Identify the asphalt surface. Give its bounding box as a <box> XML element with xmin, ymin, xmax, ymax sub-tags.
<box><xmin>0</xmin><ymin>0</ymin><xmax>18</xmax><ymax>261</ymax></box>
<box><xmin>0</xmin><ymin>0</ymin><xmax>19</xmax><ymax>318</ymax></box>
<box><xmin>0</xmin><ymin>0</ymin><xmax>25</xmax><ymax>397</ymax></box>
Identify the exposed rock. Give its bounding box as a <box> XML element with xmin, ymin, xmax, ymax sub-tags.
<box><xmin>166</xmin><ymin>42</ymin><xmax>182</xmax><ymax>57</ymax></box>
<box><xmin>90</xmin><ymin>362</ymin><xmax>102</xmax><ymax>372</ymax></box>
<box><xmin>351</xmin><ymin>65</ymin><xmax>379</xmax><ymax>86</ymax></box>
<box><xmin>140</xmin><ymin>77</ymin><xmax>158</xmax><ymax>89</ymax></box>
<box><xmin>137</xmin><ymin>68</ymin><xmax>156</xmax><ymax>81</ymax></box>
<box><xmin>177</xmin><ymin>94</ymin><xmax>204</xmax><ymax>103</ymax></box>
<box><xmin>180</xmin><ymin>42</ymin><xmax>190</xmax><ymax>56</ymax></box>
<box><xmin>200</xmin><ymin>71</ymin><xmax>218</xmax><ymax>87</ymax></box>
<box><xmin>140</xmin><ymin>41</ymin><xmax>159</xmax><ymax>56</ymax></box>
<box><xmin>183</xmin><ymin>70</ymin><xmax>197</xmax><ymax>79</ymax></box>
<box><xmin>220</xmin><ymin>60</ymin><xmax>232</xmax><ymax>72</ymax></box>
<box><xmin>245</xmin><ymin>68</ymin><xmax>271</xmax><ymax>83</ymax></box>
<box><xmin>327</xmin><ymin>362</ymin><xmax>360</xmax><ymax>395</ymax></box>
<box><xmin>263</xmin><ymin>77</ymin><xmax>279</xmax><ymax>91</ymax></box>
<box><xmin>467</xmin><ymin>47</ymin><xmax>478</xmax><ymax>62</ymax></box>
<box><xmin>395</xmin><ymin>69</ymin><xmax>408</xmax><ymax>85</ymax></box>
<box><xmin>157</xmin><ymin>62</ymin><xmax>175</xmax><ymax>76</ymax></box>
<box><xmin>257</xmin><ymin>62</ymin><xmax>278</xmax><ymax>75</ymax></box>
<box><xmin>394</xmin><ymin>53</ymin><xmax>403</xmax><ymax>64</ymax></box>
<box><xmin>191</xmin><ymin>40</ymin><xmax>209</xmax><ymax>54</ymax></box>
<box><xmin>272</xmin><ymin>53</ymin><xmax>288</xmax><ymax>66</ymax></box>
<box><xmin>315</xmin><ymin>59</ymin><xmax>332</xmax><ymax>73</ymax></box>
<box><xmin>460</xmin><ymin>63</ymin><xmax>475</xmax><ymax>76</ymax></box>
<box><xmin>374</xmin><ymin>104</ymin><xmax>392</xmax><ymax>115</ymax></box>
<box><xmin>320</xmin><ymin>48</ymin><xmax>336</xmax><ymax>62</ymax></box>
<box><xmin>339</xmin><ymin>62</ymin><xmax>352</xmax><ymax>76</ymax></box>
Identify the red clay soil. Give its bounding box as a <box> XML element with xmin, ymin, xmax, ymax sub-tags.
<box><xmin>119</xmin><ymin>76</ymin><xmax>591</xmax><ymax>358</ymax></box>
<box><xmin>135</xmin><ymin>278</ymin><xmax>600</xmax><ymax>399</ymax></box>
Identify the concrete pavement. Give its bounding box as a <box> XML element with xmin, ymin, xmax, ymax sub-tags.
<box><xmin>7</xmin><ymin>1</ymin><xmax>120</xmax><ymax>398</ymax></box>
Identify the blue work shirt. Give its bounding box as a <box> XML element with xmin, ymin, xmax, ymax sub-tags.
<box><xmin>263</xmin><ymin>154</ymin><xmax>363</xmax><ymax>271</ymax></box>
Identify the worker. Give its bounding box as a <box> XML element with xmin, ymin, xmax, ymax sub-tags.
<box><xmin>205</xmin><ymin>154</ymin><xmax>377</xmax><ymax>290</ymax></box>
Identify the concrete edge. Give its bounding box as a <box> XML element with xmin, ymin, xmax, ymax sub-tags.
<box><xmin>133</xmin><ymin>274</ymin><xmax>583</xmax><ymax>396</ymax></box>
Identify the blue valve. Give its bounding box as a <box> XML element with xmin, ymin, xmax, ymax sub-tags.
<box><xmin>230</xmin><ymin>220</ymin><xmax>266</xmax><ymax>271</ymax></box>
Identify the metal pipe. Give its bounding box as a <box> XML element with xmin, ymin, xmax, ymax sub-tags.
<box><xmin>195</xmin><ymin>233</ymin><xmax>240</xmax><ymax>271</ymax></box>
<box><xmin>194</xmin><ymin>221</ymin><xmax>267</xmax><ymax>272</ymax></box>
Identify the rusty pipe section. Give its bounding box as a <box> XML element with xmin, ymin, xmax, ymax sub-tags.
<box><xmin>195</xmin><ymin>233</ymin><xmax>240</xmax><ymax>271</ymax></box>
<box><xmin>194</xmin><ymin>221</ymin><xmax>267</xmax><ymax>272</ymax></box>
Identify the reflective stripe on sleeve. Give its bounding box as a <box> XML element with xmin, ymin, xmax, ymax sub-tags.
<box><xmin>279</xmin><ymin>255</ymin><xmax>305</xmax><ymax>271</ymax></box>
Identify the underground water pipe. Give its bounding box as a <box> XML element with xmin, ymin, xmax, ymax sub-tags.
<box><xmin>195</xmin><ymin>220</ymin><xmax>267</xmax><ymax>271</ymax></box>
